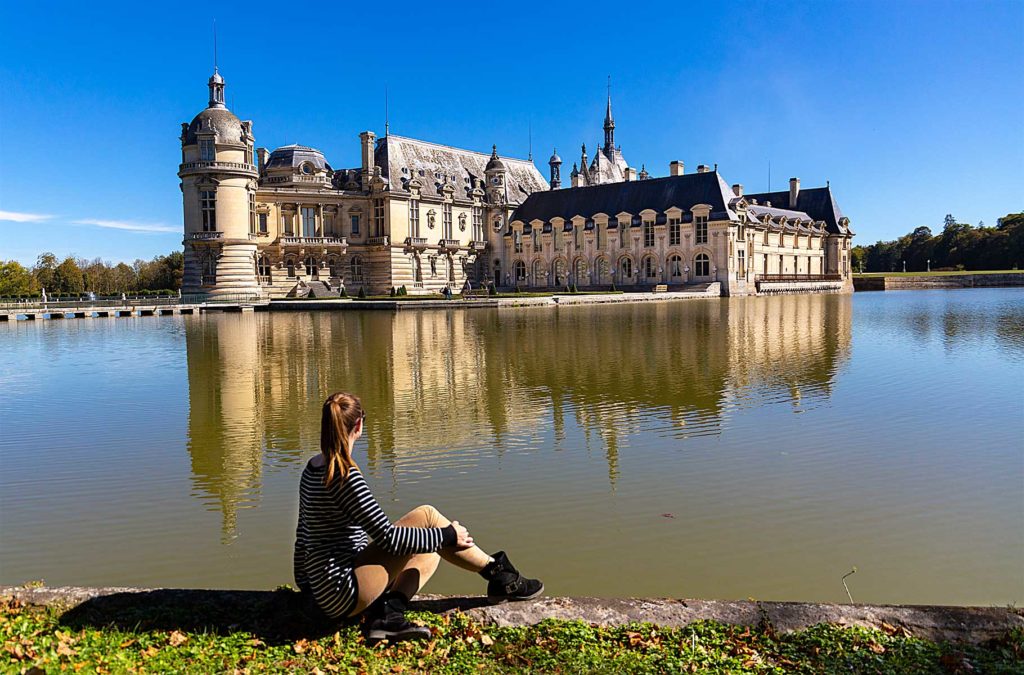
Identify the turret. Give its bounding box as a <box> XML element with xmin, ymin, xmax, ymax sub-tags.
<box><xmin>603</xmin><ymin>80</ymin><xmax>615</xmax><ymax>151</ymax></box>
<box><xmin>548</xmin><ymin>149</ymin><xmax>562</xmax><ymax>189</ymax></box>
<box><xmin>485</xmin><ymin>145</ymin><xmax>507</xmax><ymax>205</ymax></box>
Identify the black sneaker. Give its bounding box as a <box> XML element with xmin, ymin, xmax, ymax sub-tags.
<box><xmin>364</xmin><ymin>594</ymin><xmax>431</xmax><ymax>645</ymax></box>
<box><xmin>480</xmin><ymin>551</ymin><xmax>544</xmax><ymax>604</ymax></box>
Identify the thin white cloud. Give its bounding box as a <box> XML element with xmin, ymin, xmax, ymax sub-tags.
<box><xmin>74</xmin><ymin>219</ymin><xmax>179</xmax><ymax>234</ymax></box>
<box><xmin>0</xmin><ymin>210</ymin><xmax>53</xmax><ymax>222</ymax></box>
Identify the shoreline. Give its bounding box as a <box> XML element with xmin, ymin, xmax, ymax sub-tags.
<box><xmin>4</xmin><ymin>585</ymin><xmax>1020</xmax><ymax>644</ymax></box>
<box><xmin>853</xmin><ymin>271</ymin><xmax>1024</xmax><ymax>291</ymax></box>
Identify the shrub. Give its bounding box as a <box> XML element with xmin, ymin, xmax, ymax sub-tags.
<box><xmin>389</xmin><ymin>287</ymin><xmax>396</xmax><ymax>297</ymax></box>
<box><xmin>487</xmin><ymin>283</ymin><xmax>497</xmax><ymax>296</ymax></box>
<box><xmin>340</xmin><ymin>287</ymin><xmax>348</xmax><ymax>298</ymax></box>
<box><xmin>357</xmin><ymin>286</ymin><xmax>366</xmax><ymax>299</ymax></box>
<box><xmin>570</xmin><ymin>283</ymin><xmax>579</xmax><ymax>293</ymax></box>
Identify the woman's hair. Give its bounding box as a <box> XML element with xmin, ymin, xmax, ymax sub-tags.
<box><xmin>320</xmin><ymin>392</ymin><xmax>364</xmax><ymax>487</ymax></box>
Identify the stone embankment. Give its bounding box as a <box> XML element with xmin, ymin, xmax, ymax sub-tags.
<box><xmin>854</xmin><ymin>272</ymin><xmax>1024</xmax><ymax>291</ymax></box>
<box><xmin>3</xmin><ymin>586</ymin><xmax>1019</xmax><ymax>645</ymax></box>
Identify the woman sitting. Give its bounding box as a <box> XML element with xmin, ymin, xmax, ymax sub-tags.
<box><xmin>294</xmin><ymin>392</ymin><xmax>543</xmax><ymax>643</ymax></box>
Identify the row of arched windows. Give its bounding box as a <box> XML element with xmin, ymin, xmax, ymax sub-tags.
<box><xmin>507</xmin><ymin>252</ymin><xmax>714</xmax><ymax>286</ymax></box>
<box><xmin>258</xmin><ymin>254</ymin><xmax>365</xmax><ymax>283</ymax></box>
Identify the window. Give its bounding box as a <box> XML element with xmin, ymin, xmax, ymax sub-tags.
<box><xmin>257</xmin><ymin>254</ymin><xmax>271</xmax><ymax>282</ymax></box>
<box><xmin>514</xmin><ymin>231</ymin><xmax>523</xmax><ymax>253</ymax></box>
<box><xmin>737</xmin><ymin>225</ymin><xmax>745</xmax><ymax>242</ymax></box>
<box><xmin>286</xmin><ymin>259</ymin><xmax>296</xmax><ymax>278</ymax></box>
<box><xmin>200</xmin><ymin>190</ymin><xmax>216</xmax><ymax>231</ymax></box>
<box><xmin>245</xmin><ymin>147</ymin><xmax>253</xmax><ymax>166</ymax></box>
<box><xmin>620</xmin><ymin>257</ymin><xmax>633</xmax><ymax>279</ymax></box>
<box><xmin>410</xmin><ymin>200</ymin><xmax>420</xmax><ymax>237</ymax></box>
<box><xmin>329</xmin><ymin>257</ymin><xmax>341</xmax><ymax>277</ymax></box>
<box><xmin>514</xmin><ymin>260</ymin><xmax>526</xmax><ymax>282</ymax></box>
<box><xmin>669</xmin><ymin>218</ymin><xmax>681</xmax><ymax>246</ymax></box>
<box><xmin>533</xmin><ymin>228</ymin><xmax>541</xmax><ymax>252</ymax></box>
<box><xmin>373</xmin><ymin>198</ymin><xmax>385</xmax><ymax>236</ymax></box>
<box><xmin>737</xmin><ymin>250</ymin><xmax>746</xmax><ymax>279</ymax></box>
<box><xmin>694</xmin><ymin>253</ymin><xmax>710</xmax><ymax>277</ymax></box>
<box><xmin>301</xmin><ymin>207</ymin><xmax>317</xmax><ymax>238</ymax></box>
<box><xmin>249</xmin><ymin>194</ymin><xmax>257</xmax><ymax>234</ymax></box>
<box><xmin>643</xmin><ymin>256</ymin><xmax>656</xmax><ymax>278</ymax></box>
<box><xmin>301</xmin><ymin>163</ymin><xmax>313</xmax><ymax>175</ymax></box>
<box><xmin>200</xmin><ymin>255</ymin><xmax>216</xmax><ymax>285</ymax></box>
<box><xmin>442</xmin><ymin>203</ymin><xmax>453</xmax><ymax>239</ymax></box>
<box><xmin>643</xmin><ymin>220</ymin><xmax>654</xmax><ymax>248</ymax></box>
<box><xmin>258</xmin><ymin>212</ymin><xmax>268</xmax><ymax>234</ymax></box>
<box><xmin>199</xmin><ymin>139</ymin><xmax>215</xmax><ymax>161</ymax></box>
<box><xmin>350</xmin><ymin>256</ymin><xmax>364</xmax><ymax>281</ymax></box>
<box><xmin>763</xmin><ymin>229</ymin><xmax>769</xmax><ymax>246</ymax></box>
<box><xmin>350</xmin><ymin>214</ymin><xmax>360</xmax><ymax>235</ymax></box>
<box><xmin>596</xmin><ymin>220</ymin><xmax>603</xmax><ymax>248</ymax></box>
<box><xmin>668</xmin><ymin>254</ymin><xmax>683</xmax><ymax>279</ymax></box>
<box><xmin>695</xmin><ymin>215</ymin><xmax>708</xmax><ymax>244</ymax></box>
<box><xmin>281</xmin><ymin>211</ymin><xmax>293</xmax><ymax>236</ymax></box>
<box><xmin>471</xmin><ymin>206</ymin><xmax>482</xmax><ymax>241</ymax></box>
<box><xmin>305</xmin><ymin>255</ymin><xmax>318</xmax><ymax>278</ymax></box>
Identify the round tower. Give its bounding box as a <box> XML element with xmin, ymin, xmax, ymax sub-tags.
<box><xmin>179</xmin><ymin>68</ymin><xmax>261</xmax><ymax>299</ymax></box>
<box><xmin>484</xmin><ymin>145</ymin><xmax>507</xmax><ymax>205</ymax></box>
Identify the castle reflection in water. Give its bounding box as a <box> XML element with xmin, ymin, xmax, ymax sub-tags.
<box><xmin>185</xmin><ymin>297</ymin><xmax>852</xmax><ymax>538</ymax></box>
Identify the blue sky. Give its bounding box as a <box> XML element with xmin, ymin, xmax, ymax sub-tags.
<box><xmin>1</xmin><ymin>0</ymin><xmax>1022</xmax><ymax>265</ymax></box>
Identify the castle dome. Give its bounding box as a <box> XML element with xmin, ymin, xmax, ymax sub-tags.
<box><xmin>549</xmin><ymin>150</ymin><xmax>562</xmax><ymax>164</ymax></box>
<box><xmin>265</xmin><ymin>144</ymin><xmax>333</xmax><ymax>173</ymax></box>
<box><xmin>184</xmin><ymin>106</ymin><xmax>244</xmax><ymax>146</ymax></box>
<box><xmin>485</xmin><ymin>145</ymin><xmax>506</xmax><ymax>172</ymax></box>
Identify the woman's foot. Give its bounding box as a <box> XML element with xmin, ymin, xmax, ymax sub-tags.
<box><xmin>480</xmin><ymin>551</ymin><xmax>544</xmax><ymax>604</ymax></box>
<box><xmin>364</xmin><ymin>592</ymin><xmax>431</xmax><ymax>645</ymax></box>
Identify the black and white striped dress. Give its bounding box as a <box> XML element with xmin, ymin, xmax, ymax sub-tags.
<box><xmin>294</xmin><ymin>461</ymin><xmax>450</xmax><ymax>618</ymax></box>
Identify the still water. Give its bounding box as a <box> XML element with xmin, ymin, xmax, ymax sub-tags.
<box><xmin>1</xmin><ymin>290</ymin><xmax>1022</xmax><ymax>606</ymax></box>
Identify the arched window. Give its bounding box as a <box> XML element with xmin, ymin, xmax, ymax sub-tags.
<box><xmin>532</xmin><ymin>259</ymin><xmax>543</xmax><ymax>285</ymax></box>
<box><xmin>620</xmin><ymin>256</ymin><xmax>633</xmax><ymax>279</ymax></box>
<box><xmin>668</xmin><ymin>254</ymin><xmax>683</xmax><ymax>280</ymax></box>
<box><xmin>596</xmin><ymin>257</ymin><xmax>611</xmax><ymax>284</ymax></box>
<box><xmin>643</xmin><ymin>255</ymin><xmax>656</xmax><ymax>278</ymax></box>
<box><xmin>200</xmin><ymin>254</ymin><xmax>217</xmax><ymax>286</ymax></box>
<box><xmin>286</xmin><ymin>258</ymin><xmax>297</xmax><ymax>278</ymax></box>
<box><xmin>493</xmin><ymin>259</ymin><xmax>501</xmax><ymax>285</ymax></box>
<box><xmin>328</xmin><ymin>256</ymin><xmax>341</xmax><ymax>277</ymax></box>
<box><xmin>514</xmin><ymin>260</ymin><xmax>526</xmax><ymax>282</ymax></box>
<box><xmin>574</xmin><ymin>258</ymin><xmax>588</xmax><ymax>285</ymax></box>
<box><xmin>305</xmin><ymin>255</ymin><xmax>319</xmax><ymax>278</ymax></box>
<box><xmin>257</xmin><ymin>254</ymin><xmax>272</xmax><ymax>283</ymax></box>
<box><xmin>694</xmin><ymin>253</ymin><xmax>710</xmax><ymax>278</ymax></box>
<box><xmin>552</xmin><ymin>258</ymin><xmax>566</xmax><ymax>286</ymax></box>
<box><xmin>350</xmin><ymin>255</ymin><xmax>364</xmax><ymax>282</ymax></box>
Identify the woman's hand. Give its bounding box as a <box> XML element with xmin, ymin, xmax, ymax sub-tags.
<box><xmin>450</xmin><ymin>520</ymin><xmax>474</xmax><ymax>549</ymax></box>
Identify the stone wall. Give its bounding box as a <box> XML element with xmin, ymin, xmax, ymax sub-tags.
<box><xmin>853</xmin><ymin>273</ymin><xmax>1024</xmax><ymax>291</ymax></box>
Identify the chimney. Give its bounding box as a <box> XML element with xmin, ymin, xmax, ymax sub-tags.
<box><xmin>624</xmin><ymin>167</ymin><xmax>637</xmax><ymax>181</ymax></box>
<box><xmin>359</xmin><ymin>131</ymin><xmax>376</xmax><ymax>191</ymax></box>
<box><xmin>256</xmin><ymin>147</ymin><xmax>269</xmax><ymax>174</ymax></box>
<box><xmin>789</xmin><ymin>177</ymin><xmax>800</xmax><ymax>208</ymax></box>
<box><xmin>732</xmin><ymin>183</ymin><xmax>743</xmax><ymax>197</ymax></box>
<box><xmin>669</xmin><ymin>160</ymin><xmax>684</xmax><ymax>176</ymax></box>
<box><xmin>696</xmin><ymin>164</ymin><xmax>709</xmax><ymax>173</ymax></box>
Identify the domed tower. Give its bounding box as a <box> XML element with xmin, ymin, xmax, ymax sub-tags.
<box><xmin>548</xmin><ymin>149</ymin><xmax>562</xmax><ymax>190</ymax></box>
<box><xmin>179</xmin><ymin>68</ymin><xmax>261</xmax><ymax>298</ymax></box>
<box><xmin>484</xmin><ymin>145</ymin><xmax>507</xmax><ymax>205</ymax></box>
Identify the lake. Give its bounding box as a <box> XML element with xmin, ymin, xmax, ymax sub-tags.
<box><xmin>1</xmin><ymin>289</ymin><xmax>1022</xmax><ymax>607</ymax></box>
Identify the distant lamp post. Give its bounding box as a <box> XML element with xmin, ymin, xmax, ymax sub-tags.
<box><xmin>927</xmin><ymin>259</ymin><xmax>931</xmax><ymax>272</ymax></box>
<box><xmin>902</xmin><ymin>260</ymin><xmax>906</xmax><ymax>273</ymax></box>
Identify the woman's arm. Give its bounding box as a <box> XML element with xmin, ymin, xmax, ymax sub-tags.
<box><xmin>334</xmin><ymin>470</ymin><xmax>454</xmax><ymax>555</ymax></box>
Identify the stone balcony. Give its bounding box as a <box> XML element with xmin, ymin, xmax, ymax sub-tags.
<box><xmin>186</xmin><ymin>231</ymin><xmax>223</xmax><ymax>241</ymax></box>
<box><xmin>278</xmin><ymin>236</ymin><xmax>347</xmax><ymax>254</ymax></box>
<box><xmin>404</xmin><ymin>237</ymin><xmax>429</xmax><ymax>251</ymax></box>
<box><xmin>367</xmin><ymin>235</ymin><xmax>391</xmax><ymax>247</ymax></box>
<box><xmin>178</xmin><ymin>161</ymin><xmax>258</xmax><ymax>178</ymax></box>
<box><xmin>468</xmin><ymin>240</ymin><xmax>488</xmax><ymax>251</ymax></box>
<box><xmin>438</xmin><ymin>239</ymin><xmax>461</xmax><ymax>251</ymax></box>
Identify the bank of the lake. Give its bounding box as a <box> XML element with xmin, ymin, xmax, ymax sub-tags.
<box><xmin>853</xmin><ymin>270</ymin><xmax>1024</xmax><ymax>291</ymax></box>
<box><xmin>3</xmin><ymin>586</ymin><xmax>1022</xmax><ymax>674</ymax></box>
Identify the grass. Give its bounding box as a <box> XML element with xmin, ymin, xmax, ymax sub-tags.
<box><xmin>3</xmin><ymin>595</ymin><xmax>1021</xmax><ymax>674</ymax></box>
<box><xmin>854</xmin><ymin>270</ymin><xmax>1023</xmax><ymax>277</ymax></box>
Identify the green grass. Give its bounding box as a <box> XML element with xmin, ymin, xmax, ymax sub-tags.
<box><xmin>3</xmin><ymin>596</ymin><xmax>1020</xmax><ymax>674</ymax></box>
<box><xmin>854</xmin><ymin>270</ymin><xmax>1023</xmax><ymax>277</ymax></box>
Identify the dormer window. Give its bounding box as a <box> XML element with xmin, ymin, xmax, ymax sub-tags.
<box><xmin>301</xmin><ymin>163</ymin><xmax>313</xmax><ymax>175</ymax></box>
<box><xmin>199</xmin><ymin>139</ymin><xmax>215</xmax><ymax>161</ymax></box>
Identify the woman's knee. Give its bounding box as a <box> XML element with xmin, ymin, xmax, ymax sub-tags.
<box><xmin>405</xmin><ymin>504</ymin><xmax>450</xmax><ymax>528</ymax></box>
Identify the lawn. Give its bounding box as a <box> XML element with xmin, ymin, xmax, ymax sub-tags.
<box><xmin>854</xmin><ymin>270</ymin><xmax>1023</xmax><ymax>277</ymax></box>
<box><xmin>3</xmin><ymin>595</ymin><xmax>1021</xmax><ymax>674</ymax></box>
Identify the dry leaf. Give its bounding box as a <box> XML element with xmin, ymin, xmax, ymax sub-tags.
<box><xmin>293</xmin><ymin>639</ymin><xmax>308</xmax><ymax>654</ymax></box>
<box><xmin>142</xmin><ymin>646</ymin><xmax>159</xmax><ymax>658</ymax></box>
<box><xmin>168</xmin><ymin>631</ymin><xmax>188</xmax><ymax>647</ymax></box>
<box><xmin>480</xmin><ymin>634</ymin><xmax>494</xmax><ymax>646</ymax></box>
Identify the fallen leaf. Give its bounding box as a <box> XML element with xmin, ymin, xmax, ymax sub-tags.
<box><xmin>661</xmin><ymin>513</ymin><xmax>675</xmax><ymax>519</ymax></box>
<box><xmin>293</xmin><ymin>639</ymin><xmax>308</xmax><ymax>654</ymax></box>
<box><xmin>480</xmin><ymin>634</ymin><xmax>494</xmax><ymax>646</ymax></box>
<box><xmin>168</xmin><ymin>630</ymin><xmax>188</xmax><ymax>647</ymax></box>
<box><xmin>869</xmin><ymin>642</ymin><xmax>886</xmax><ymax>654</ymax></box>
<box><xmin>142</xmin><ymin>646</ymin><xmax>159</xmax><ymax>658</ymax></box>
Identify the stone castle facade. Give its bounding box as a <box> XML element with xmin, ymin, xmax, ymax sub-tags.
<box><xmin>179</xmin><ymin>69</ymin><xmax>854</xmax><ymax>298</ymax></box>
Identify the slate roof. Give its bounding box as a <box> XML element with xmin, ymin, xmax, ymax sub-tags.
<box><xmin>184</xmin><ymin>107</ymin><xmax>245</xmax><ymax>146</ymax></box>
<box><xmin>266</xmin><ymin>144</ymin><xmax>333</xmax><ymax>172</ymax></box>
<box><xmin>512</xmin><ymin>170</ymin><xmax>737</xmax><ymax>224</ymax></box>
<box><xmin>375</xmin><ymin>135</ymin><xmax>549</xmax><ymax>204</ymax></box>
<box><xmin>744</xmin><ymin>186</ymin><xmax>851</xmax><ymax>235</ymax></box>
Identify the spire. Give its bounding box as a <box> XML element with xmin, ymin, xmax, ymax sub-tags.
<box><xmin>603</xmin><ymin>76</ymin><xmax>615</xmax><ymax>151</ymax></box>
<box><xmin>207</xmin><ymin>21</ymin><xmax>225</xmax><ymax>108</ymax></box>
<box><xmin>384</xmin><ymin>86</ymin><xmax>389</xmax><ymax>137</ymax></box>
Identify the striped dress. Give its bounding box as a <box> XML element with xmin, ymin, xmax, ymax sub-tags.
<box><xmin>294</xmin><ymin>461</ymin><xmax>450</xmax><ymax>618</ymax></box>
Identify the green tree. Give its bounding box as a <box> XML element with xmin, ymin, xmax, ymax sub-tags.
<box><xmin>0</xmin><ymin>260</ymin><xmax>39</xmax><ymax>296</ymax></box>
<box><xmin>52</xmin><ymin>257</ymin><xmax>85</xmax><ymax>294</ymax></box>
<box><xmin>33</xmin><ymin>252</ymin><xmax>58</xmax><ymax>290</ymax></box>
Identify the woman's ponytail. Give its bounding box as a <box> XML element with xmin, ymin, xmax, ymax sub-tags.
<box><xmin>320</xmin><ymin>392</ymin><xmax>363</xmax><ymax>487</ymax></box>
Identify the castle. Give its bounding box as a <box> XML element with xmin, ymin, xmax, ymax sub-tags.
<box><xmin>179</xmin><ymin>69</ymin><xmax>854</xmax><ymax>298</ymax></box>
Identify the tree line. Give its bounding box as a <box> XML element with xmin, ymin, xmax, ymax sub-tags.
<box><xmin>852</xmin><ymin>212</ymin><xmax>1023</xmax><ymax>273</ymax></box>
<box><xmin>0</xmin><ymin>251</ymin><xmax>184</xmax><ymax>298</ymax></box>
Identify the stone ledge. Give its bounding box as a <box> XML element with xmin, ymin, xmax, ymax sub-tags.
<box><xmin>3</xmin><ymin>586</ymin><xmax>1020</xmax><ymax>645</ymax></box>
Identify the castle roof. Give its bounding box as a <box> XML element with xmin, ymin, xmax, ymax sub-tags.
<box><xmin>513</xmin><ymin>170</ymin><xmax>738</xmax><ymax>223</ymax></box>
<box><xmin>744</xmin><ymin>186</ymin><xmax>851</xmax><ymax>235</ymax></box>
<box><xmin>375</xmin><ymin>135</ymin><xmax>548</xmax><ymax>204</ymax></box>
